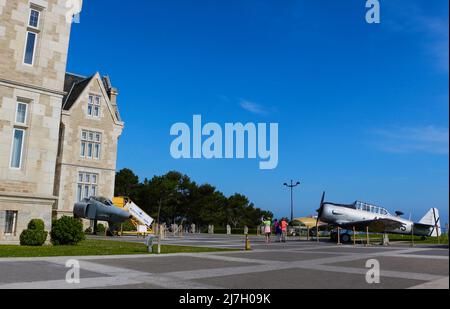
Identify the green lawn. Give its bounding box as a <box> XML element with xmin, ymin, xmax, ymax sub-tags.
<box><xmin>386</xmin><ymin>234</ymin><xmax>449</xmax><ymax>244</ymax></box>
<box><xmin>0</xmin><ymin>239</ymin><xmax>238</xmax><ymax>258</ymax></box>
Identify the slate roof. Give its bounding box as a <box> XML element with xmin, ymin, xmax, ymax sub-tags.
<box><xmin>62</xmin><ymin>72</ymin><xmax>122</xmax><ymax>122</ymax></box>
<box><xmin>63</xmin><ymin>73</ymin><xmax>93</xmax><ymax>111</ymax></box>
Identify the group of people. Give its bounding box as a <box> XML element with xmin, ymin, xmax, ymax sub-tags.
<box><xmin>261</xmin><ymin>217</ymin><xmax>289</xmax><ymax>244</ymax></box>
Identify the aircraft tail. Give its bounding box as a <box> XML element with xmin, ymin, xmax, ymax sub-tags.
<box><xmin>418</xmin><ymin>208</ymin><xmax>441</xmax><ymax>237</ymax></box>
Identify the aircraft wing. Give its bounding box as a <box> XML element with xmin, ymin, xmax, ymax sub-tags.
<box><xmin>338</xmin><ymin>218</ymin><xmax>405</xmax><ymax>233</ymax></box>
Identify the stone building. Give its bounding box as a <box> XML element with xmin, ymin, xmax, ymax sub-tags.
<box><xmin>0</xmin><ymin>0</ymin><xmax>123</xmax><ymax>244</ymax></box>
<box><xmin>54</xmin><ymin>73</ymin><xmax>124</xmax><ymax>219</ymax></box>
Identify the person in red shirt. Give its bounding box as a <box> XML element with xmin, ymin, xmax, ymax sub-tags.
<box><xmin>280</xmin><ymin>218</ymin><xmax>288</xmax><ymax>243</ymax></box>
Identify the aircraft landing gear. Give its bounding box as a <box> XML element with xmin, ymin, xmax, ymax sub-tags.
<box><xmin>330</xmin><ymin>230</ymin><xmax>352</xmax><ymax>244</ymax></box>
<box><xmin>341</xmin><ymin>233</ymin><xmax>351</xmax><ymax>243</ymax></box>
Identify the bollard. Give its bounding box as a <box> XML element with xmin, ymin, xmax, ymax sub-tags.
<box><xmin>366</xmin><ymin>226</ymin><xmax>370</xmax><ymax>246</ymax></box>
<box><xmin>337</xmin><ymin>227</ymin><xmax>342</xmax><ymax>245</ymax></box>
<box><xmin>316</xmin><ymin>224</ymin><xmax>320</xmax><ymax>243</ymax></box>
<box><xmin>157</xmin><ymin>229</ymin><xmax>162</xmax><ymax>254</ymax></box>
<box><xmin>245</xmin><ymin>235</ymin><xmax>251</xmax><ymax>251</ymax></box>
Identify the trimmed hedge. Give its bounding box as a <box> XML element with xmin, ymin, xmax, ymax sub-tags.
<box><xmin>20</xmin><ymin>219</ymin><xmax>47</xmax><ymax>246</ymax></box>
<box><xmin>51</xmin><ymin>216</ymin><xmax>85</xmax><ymax>246</ymax></box>
<box><xmin>20</xmin><ymin>229</ymin><xmax>48</xmax><ymax>246</ymax></box>
<box><xmin>28</xmin><ymin>219</ymin><xmax>45</xmax><ymax>231</ymax></box>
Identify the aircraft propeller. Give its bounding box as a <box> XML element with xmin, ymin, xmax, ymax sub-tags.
<box><xmin>315</xmin><ymin>191</ymin><xmax>326</xmax><ymax>235</ymax></box>
<box><xmin>317</xmin><ymin>191</ymin><xmax>326</xmax><ymax>219</ymax></box>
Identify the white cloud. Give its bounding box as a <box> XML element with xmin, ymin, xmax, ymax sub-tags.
<box><xmin>373</xmin><ymin>126</ymin><xmax>449</xmax><ymax>155</ymax></box>
<box><xmin>239</xmin><ymin>99</ymin><xmax>269</xmax><ymax>115</ymax></box>
<box><xmin>384</xmin><ymin>1</ymin><xmax>449</xmax><ymax>73</ymax></box>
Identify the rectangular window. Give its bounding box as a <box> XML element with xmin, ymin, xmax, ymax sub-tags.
<box><xmin>77</xmin><ymin>184</ymin><xmax>82</xmax><ymax>202</ymax></box>
<box><xmin>29</xmin><ymin>9</ymin><xmax>40</xmax><ymax>28</ymax></box>
<box><xmin>94</xmin><ymin>144</ymin><xmax>100</xmax><ymax>158</ymax></box>
<box><xmin>4</xmin><ymin>211</ymin><xmax>18</xmax><ymax>235</ymax></box>
<box><xmin>80</xmin><ymin>141</ymin><xmax>86</xmax><ymax>156</ymax></box>
<box><xmin>81</xmin><ymin>130</ymin><xmax>102</xmax><ymax>159</ymax></box>
<box><xmin>87</xmin><ymin>95</ymin><xmax>101</xmax><ymax>117</ymax></box>
<box><xmin>10</xmin><ymin>129</ymin><xmax>25</xmax><ymax>169</ymax></box>
<box><xmin>15</xmin><ymin>102</ymin><xmax>28</xmax><ymax>124</ymax></box>
<box><xmin>77</xmin><ymin>172</ymin><xmax>99</xmax><ymax>202</ymax></box>
<box><xmin>24</xmin><ymin>31</ymin><xmax>37</xmax><ymax>65</ymax></box>
<box><xmin>87</xmin><ymin>143</ymin><xmax>93</xmax><ymax>157</ymax></box>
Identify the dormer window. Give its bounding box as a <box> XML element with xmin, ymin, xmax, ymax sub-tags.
<box><xmin>88</xmin><ymin>95</ymin><xmax>101</xmax><ymax>118</ymax></box>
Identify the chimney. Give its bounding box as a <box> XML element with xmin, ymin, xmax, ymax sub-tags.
<box><xmin>109</xmin><ymin>87</ymin><xmax>119</xmax><ymax>106</ymax></box>
<box><xmin>102</xmin><ymin>75</ymin><xmax>119</xmax><ymax>106</ymax></box>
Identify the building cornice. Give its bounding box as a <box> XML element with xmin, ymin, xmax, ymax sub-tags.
<box><xmin>58</xmin><ymin>162</ymin><xmax>118</xmax><ymax>173</ymax></box>
<box><xmin>0</xmin><ymin>192</ymin><xmax>58</xmax><ymax>204</ymax></box>
<box><xmin>0</xmin><ymin>78</ymin><xmax>66</xmax><ymax>97</ymax></box>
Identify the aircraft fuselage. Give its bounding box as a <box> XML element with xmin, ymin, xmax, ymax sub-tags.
<box><xmin>320</xmin><ymin>203</ymin><xmax>432</xmax><ymax>236</ymax></box>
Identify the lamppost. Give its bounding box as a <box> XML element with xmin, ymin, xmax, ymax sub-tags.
<box><xmin>284</xmin><ymin>180</ymin><xmax>301</xmax><ymax>223</ymax></box>
<box><xmin>155</xmin><ymin>191</ymin><xmax>173</xmax><ymax>254</ymax></box>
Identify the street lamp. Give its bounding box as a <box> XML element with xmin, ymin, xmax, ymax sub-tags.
<box><xmin>284</xmin><ymin>180</ymin><xmax>301</xmax><ymax>223</ymax></box>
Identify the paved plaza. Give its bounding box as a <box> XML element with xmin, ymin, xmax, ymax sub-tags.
<box><xmin>0</xmin><ymin>234</ymin><xmax>448</xmax><ymax>289</ymax></box>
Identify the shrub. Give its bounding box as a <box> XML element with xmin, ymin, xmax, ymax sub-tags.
<box><xmin>27</xmin><ymin>219</ymin><xmax>45</xmax><ymax>231</ymax></box>
<box><xmin>20</xmin><ymin>229</ymin><xmax>48</xmax><ymax>246</ymax></box>
<box><xmin>121</xmin><ymin>220</ymin><xmax>136</xmax><ymax>232</ymax></box>
<box><xmin>20</xmin><ymin>219</ymin><xmax>48</xmax><ymax>246</ymax></box>
<box><xmin>51</xmin><ymin>216</ymin><xmax>85</xmax><ymax>246</ymax></box>
<box><xmin>95</xmin><ymin>223</ymin><xmax>106</xmax><ymax>234</ymax></box>
<box><xmin>84</xmin><ymin>227</ymin><xmax>93</xmax><ymax>234</ymax></box>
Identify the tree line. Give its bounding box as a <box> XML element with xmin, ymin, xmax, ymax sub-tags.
<box><xmin>114</xmin><ymin>169</ymin><xmax>273</xmax><ymax>229</ymax></box>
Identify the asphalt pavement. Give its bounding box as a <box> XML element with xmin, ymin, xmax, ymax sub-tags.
<box><xmin>0</xmin><ymin>234</ymin><xmax>448</xmax><ymax>289</ymax></box>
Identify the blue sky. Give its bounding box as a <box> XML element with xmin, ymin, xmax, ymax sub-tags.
<box><xmin>67</xmin><ymin>0</ymin><xmax>449</xmax><ymax>224</ymax></box>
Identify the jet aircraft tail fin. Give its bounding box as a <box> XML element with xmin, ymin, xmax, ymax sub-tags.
<box><xmin>419</xmin><ymin>208</ymin><xmax>441</xmax><ymax>237</ymax></box>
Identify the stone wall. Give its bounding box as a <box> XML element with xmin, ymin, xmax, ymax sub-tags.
<box><xmin>0</xmin><ymin>0</ymin><xmax>71</xmax><ymax>243</ymax></box>
<box><xmin>0</xmin><ymin>193</ymin><xmax>54</xmax><ymax>243</ymax></box>
<box><xmin>0</xmin><ymin>85</ymin><xmax>62</xmax><ymax>197</ymax></box>
<box><xmin>0</xmin><ymin>0</ymin><xmax>71</xmax><ymax>92</ymax></box>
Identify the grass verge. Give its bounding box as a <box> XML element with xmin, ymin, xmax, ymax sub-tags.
<box><xmin>0</xmin><ymin>239</ymin><xmax>238</xmax><ymax>258</ymax></box>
